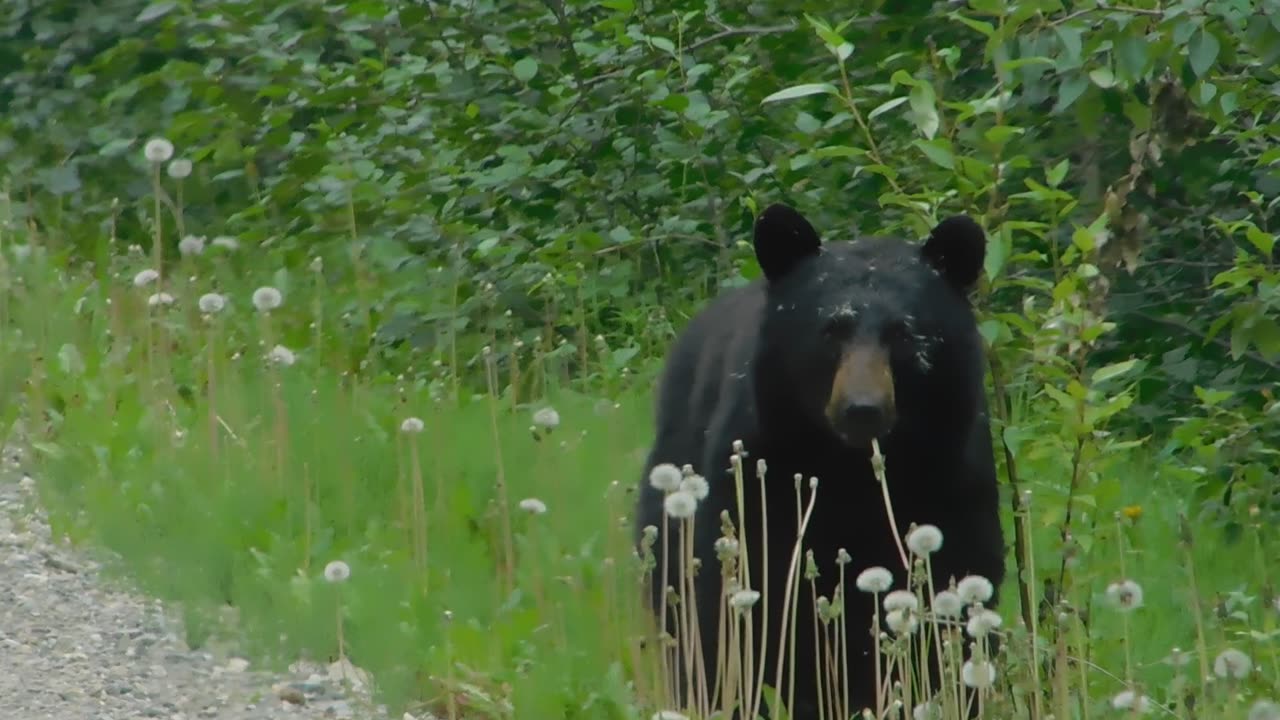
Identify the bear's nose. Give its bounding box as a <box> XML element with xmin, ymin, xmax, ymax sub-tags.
<box><xmin>842</xmin><ymin>401</ymin><xmax>886</xmax><ymax>432</ymax></box>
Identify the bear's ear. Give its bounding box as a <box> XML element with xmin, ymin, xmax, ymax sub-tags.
<box><xmin>921</xmin><ymin>215</ymin><xmax>986</xmax><ymax>292</ymax></box>
<box><xmin>753</xmin><ymin>203</ymin><xmax>822</xmax><ymax>282</ymax></box>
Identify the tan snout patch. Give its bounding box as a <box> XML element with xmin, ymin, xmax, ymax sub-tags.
<box><xmin>825</xmin><ymin>344</ymin><xmax>896</xmax><ymax>426</ymax></box>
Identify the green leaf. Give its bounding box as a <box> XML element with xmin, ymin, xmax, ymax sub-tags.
<box><xmin>1245</xmin><ymin>225</ymin><xmax>1276</xmax><ymax>257</ymax></box>
<box><xmin>1254</xmin><ymin>318</ymin><xmax>1280</xmax><ymax>360</ymax></box>
<box><xmin>39</xmin><ymin>165</ymin><xmax>81</xmax><ymax>196</ymax></box>
<box><xmin>868</xmin><ymin>97</ymin><xmax>908</xmax><ymax>120</ymax></box>
<box><xmin>136</xmin><ymin>1</ymin><xmax>177</xmax><ymax>22</ymax></box>
<box><xmin>1053</xmin><ymin>74</ymin><xmax>1088</xmax><ymax>113</ymax></box>
<box><xmin>513</xmin><ymin>57</ymin><xmax>538</xmax><ymax>83</ymax></box>
<box><xmin>1188</xmin><ymin>27</ymin><xmax>1220</xmax><ymax>77</ymax></box>
<box><xmin>1046</xmin><ymin>159</ymin><xmax>1070</xmax><ymax>188</ymax></box>
<box><xmin>1091</xmin><ymin>358</ymin><xmax>1144</xmax><ymax>385</ymax></box>
<box><xmin>761</xmin><ymin>83</ymin><xmax>838</xmax><ymax>104</ymax></box>
<box><xmin>1088</xmin><ymin>68</ymin><xmax>1116</xmax><ymax>89</ymax></box>
<box><xmin>912</xmin><ymin>138</ymin><xmax>954</xmax><ymax>169</ymax></box>
<box><xmin>908</xmin><ymin>82</ymin><xmax>939</xmax><ymax>139</ymax></box>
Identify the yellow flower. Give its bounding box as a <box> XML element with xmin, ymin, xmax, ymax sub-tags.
<box><xmin>1121</xmin><ymin>505</ymin><xmax>1143</xmax><ymax>521</ymax></box>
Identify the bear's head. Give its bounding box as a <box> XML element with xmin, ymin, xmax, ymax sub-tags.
<box><xmin>751</xmin><ymin>203</ymin><xmax>988</xmax><ymax>448</ymax></box>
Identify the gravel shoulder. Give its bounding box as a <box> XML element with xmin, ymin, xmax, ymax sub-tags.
<box><xmin>0</xmin><ymin>445</ymin><xmax>399</xmax><ymax>720</ymax></box>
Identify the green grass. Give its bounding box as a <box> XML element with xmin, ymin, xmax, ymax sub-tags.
<box><xmin>2</xmin><ymin>206</ymin><xmax>1278</xmax><ymax>719</ymax></box>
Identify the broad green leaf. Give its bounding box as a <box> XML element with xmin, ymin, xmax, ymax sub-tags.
<box><xmin>513</xmin><ymin>57</ymin><xmax>538</xmax><ymax>82</ymax></box>
<box><xmin>912</xmin><ymin>138</ymin><xmax>954</xmax><ymax>169</ymax></box>
<box><xmin>1188</xmin><ymin>27</ymin><xmax>1220</xmax><ymax>77</ymax></box>
<box><xmin>908</xmin><ymin>82</ymin><xmax>939</xmax><ymax>139</ymax></box>
<box><xmin>1046</xmin><ymin>159</ymin><xmax>1070</xmax><ymax>188</ymax></box>
<box><xmin>1245</xmin><ymin>225</ymin><xmax>1276</xmax><ymax>257</ymax></box>
<box><xmin>761</xmin><ymin>83</ymin><xmax>838</xmax><ymax>104</ymax></box>
<box><xmin>1053</xmin><ymin>74</ymin><xmax>1088</xmax><ymax>113</ymax></box>
<box><xmin>1088</xmin><ymin>68</ymin><xmax>1116</xmax><ymax>88</ymax></box>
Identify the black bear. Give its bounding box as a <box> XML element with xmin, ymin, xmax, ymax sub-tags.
<box><xmin>635</xmin><ymin>203</ymin><xmax>1006</xmax><ymax>719</ymax></box>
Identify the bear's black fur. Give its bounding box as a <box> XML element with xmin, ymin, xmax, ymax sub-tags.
<box><xmin>635</xmin><ymin>203</ymin><xmax>1007</xmax><ymax>719</ymax></box>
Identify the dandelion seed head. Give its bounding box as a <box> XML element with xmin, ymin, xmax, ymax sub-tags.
<box><xmin>714</xmin><ymin>536</ymin><xmax>739</xmax><ymax>559</ymax></box>
<box><xmin>679</xmin><ymin>474</ymin><xmax>709</xmax><ymax>501</ymax></box>
<box><xmin>884</xmin><ymin>609</ymin><xmax>918</xmax><ymax>635</ymax></box>
<box><xmin>1105</xmin><ymin>579</ymin><xmax>1144</xmax><ymax>612</ymax></box>
<box><xmin>144</xmin><ymin>137</ymin><xmax>174</xmax><ymax>163</ymax></box>
<box><xmin>1214</xmin><ymin>648</ymin><xmax>1253</xmax><ymax>679</ymax></box>
<box><xmin>252</xmin><ymin>286</ymin><xmax>283</xmax><ymax>312</ymax></box>
<box><xmin>400</xmin><ymin>417</ymin><xmax>425</xmax><ymax>434</ymax></box>
<box><xmin>518</xmin><ymin>497</ymin><xmax>547</xmax><ymax>515</ymax></box>
<box><xmin>167</xmin><ymin>158</ymin><xmax>193</xmax><ymax>179</ymax></box>
<box><xmin>532</xmin><ymin>407</ymin><xmax>560</xmax><ymax>429</ymax></box>
<box><xmin>912</xmin><ymin>701</ymin><xmax>942</xmax><ymax>720</ymax></box>
<box><xmin>648</xmin><ymin>463</ymin><xmax>682</xmax><ymax>492</ymax></box>
<box><xmin>966</xmin><ymin>609</ymin><xmax>1003</xmax><ymax>637</ymax></box>
<box><xmin>1111</xmin><ymin>690</ymin><xmax>1152</xmax><ymax>713</ymax></box>
<box><xmin>650</xmin><ymin>712</ymin><xmax>689</xmax><ymax>720</ymax></box>
<box><xmin>883</xmin><ymin>590</ymin><xmax>919</xmax><ymax>613</ymax></box>
<box><xmin>663</xmin><ymin>490</ymin><xmax>698</xmax><ymax>519</ymax></box>
<box><xmin>133</xmin><ymin>269</ymin><xmax>160</xmax><ymax>287</ymax></box>
<box><xmin>147</xmin><ymin>292</ymin><xmax>175</xmax><ymax>308</ymax></box>
<box><xmin>906</xmin><ymin>524</ymin><xmax>944</xmax><ymax>556</ymax></box>
<box><xmin>932</xmin><ymin>590</ymin><xmax>963</xmax><ymax>618</ymax></box>
<box><xmin>323</xmin><ymin>560</ymin><xmax>351</xmax><ymax>583</ymax></box>
<box><xmin>267</xmin><ymin>345</ymin><xmax>296</xmax><ymax>367</ymax></box>
<box><xmin>956</xmin><ymin>575</ymin><xmax>994</xmax><ymax>604</ymax></box>
<box><xmin>961</xmin><ymin>660</ymin><xmax>996</xmax><ymax>689</ymax></box>
<box><xmin>178</xmin><ymin>234</ymin><xmax>205</xmax><ymax>256</ymax></box>
<box><xmin>198</xmin><ymin>293</ymin><xmax>226</xmax><ymax>314</ymax></box>
<box><xmin>1249</xmin><ymin>700</ymin><xmax>1280</xmax><ymax>720</ymax></box>
<box><xmin>212</xmin><ymin>236</ymin><xmax>240</xmax><ymax>251</ymax></box>
<box><xmin>855</xmin><ymin>566</ymin><xmax>893</xmax><ymax>594</ymax></box>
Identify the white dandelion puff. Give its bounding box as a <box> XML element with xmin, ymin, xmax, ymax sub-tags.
<box><xmin>1249</xmin><ymin>700</ymin><xmax>1280</xmax><ymax>720</ymax></box>
<box><xmin>912</xmin><ymin>701</ymin><xmax>942</xmax><ymax>720</ymax></box>
<box><xmin>648</xmin><ymin>463</ymin><xmax>682</xmax><ymax>492</ymax></box>
<box><xmin>1105</xmin><ymin>579</ymin><xmax>1144</xmax><ymax>612</ymax></box>
<box><xmin>966</xmin><ymin>609</ymin><xmax>1003</xmax><ymax>637</ymax></box>
<box><xmin>650</xmin><ymin>712</ymin><xmax>690</xmax><ymax>720</ymax></box>
<box><xmin>679</xmin><ymin>474</ymin><xmax>709</xmax><ymax>501</ymax></box>
<box><xmin>1214</xmin><ymin>648</ymin><xmax>1253</xmax><ymax>679</ymax></box>
<box><xmin>178</xmin><ymin>234</ymin><xmax>205</xmax><ymax>256</ymax></box>
<box><xmin>144</xmin><ymin>138</ymin><xmax>174</xmax><ymax>163</ymax></box>
<box><xmin>956</xmin><ymin>575</ymin><xmax>994</xmax><ymax>604</ymax></box>
<box><xmin>663</xmin><ymin>489</ymin><xmax>698</xmax><ymax>519</ymax></box>
<box><xmin>883</xmin><ymin>590</ymin><xmax>919</xmax><ymax>613</ymax></box>
<box><xmin>855</xmin><ymin>566</ymin><xmax>894</xmax><ymax>594</ymax></box>
<box><xmin>518</xmin><ymin>497</ymin><xmax>547</xmax><ymax>515</ymax></box>
<box><xmin>267</xmin><ymin>345</ymin><xmax>296</xmax><ymax>367</ymax></box>
<box><xmin>932</xmin><ymin>590</ymin><xmax>963</xmax><ymax>618</ymax></box>
<box><xmin>167</xmin><ymin>158</ymin><xmax>193</xmax><ymax>179</ymax></box>
<box><xmin>252</xmin><ymin>286</ymin><xmax>283</xmax><ymax>312</ymax></box>
<box><xmin>133</xmin><ymin>269</ymin><xmax>160</xmax><ymax>287</ymax></box>
<box><xmin>147</xmin><ymin>292</ymin><xmax>175</xmax><ymax>308</ymax></box>
<box><xmin>532</xmin><ymin>407</ymin><xmax>560</xmax><ymax>429</ymax></box>
<box><xmin>211</xmin><ymin>236</ymin><xmax>240</xmax><ymax>251</ymax></box>
<box><xmin>198</xmin><ymin>293</ymin><xmax>226</xmax><ymax>314</ymax></box>
<box><xmin>884</xmin><ymin>609</ymin><xmax>918</xmax><ymax>635</ymax></box>
<box><xmin>961</xmin><ymin>660</ymin><xmax>997</xmax><ymax>689</ymax></box>
<box><xmin>323</xmin><ymin>560</ymin><xmax>350</xmax><ymax>583</ymax></box>
<box><xmin>1111</xmin><ymin>690</ymin><xmax>1152</xmax><ymax>714</ymax></box>
<box><xmin>906</xmin><ymin>524</ymin><xmax>943</xmax><ymax>556</ymax></box>
<box><xmin>400</xmin><ymin>417</ymin><xmax>425</xmax><ymax>434</ymax></box>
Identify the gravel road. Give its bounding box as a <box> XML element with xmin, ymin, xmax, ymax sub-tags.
<box><xmin>0</xmin><ymin>445</ymin><xmax>404</xmax><ymax>720</ymax></box>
